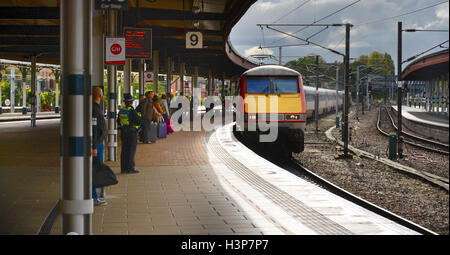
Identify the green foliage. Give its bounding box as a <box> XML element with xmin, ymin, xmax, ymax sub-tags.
<box><xmin>40</xmin><ymin>91</ymin><xmax>56</xmax><ymax>111</ymax></box>
<box><xmin>1</xmin><ymin>79</ymin><xmax>21</xmax><ymax>106</ymax></box>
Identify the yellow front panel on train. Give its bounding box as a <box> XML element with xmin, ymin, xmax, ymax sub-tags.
<box><xmin>244</xmin><ymin>94</ymin><xmax>302</xmax><ymax>113</ymax></box>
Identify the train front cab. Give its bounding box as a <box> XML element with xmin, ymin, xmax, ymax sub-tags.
<box><xmin>238</xmin><ymin>69</ymin><xmax>307</xmax><ymax>153</ymax></box>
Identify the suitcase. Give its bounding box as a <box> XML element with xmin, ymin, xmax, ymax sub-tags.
<box><xmin>149</xmin><ymin>121</ymin><xmax>158</xmax><ymax>143</ymax></box>
<box><xmin>158</xmin><ymin>120</ymin><xmax>167</xmax><ymax>138</ymax></box>
<box><xmin>165</xmin><ymin>118</ymin><xmax>174</xmax><ymax>134</ymax></box>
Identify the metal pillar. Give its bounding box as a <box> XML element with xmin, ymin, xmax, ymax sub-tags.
<box><xmin>366</xmin><ymin>77</ymin><xmax>370</xmax><ymax>111</ymax></box>
<box><xmin>107</xmin><ymin>9</ymin><xmax>118</xmax><ymax>162</ymax></box>
<box><xmin>208</xmin><ymin>69</ymin><xmax>213</xmax><ymax>97</ymax></box>
<box><xmin>10</xmin><ymin>67</ymin><xmax>15</xmax><ymax>113</ymax></box>
<box><xmin>91</xmin><ymin>6</ymin><xmax>103</xmax><ymax>90</ymax></box>
<box><xmin>180</xmin><ymin>62</ymin><xmax>185</xmax><ymax>95</ymax></box>
<box><xmin>438</xmin><ymin>81</ymin><xmax>441</xmax><ymax>113</ymax></box>
<box><xmin>22</xmin><ymin>68</ymin><xmax>27</xmax><ymax>114</ymax></box>
<box><xmin>397</xmin><ymin>21</ymin><xmax>403</xmax><ymax>158</ymax></box>
<box><xmin>315</xmin><ymin>55</ymin><xmax>319</xmax><ymax>132</ymax></box>
<box><xmin>167</xmin><ymin>57</ymin><xmax>172</xmax><ymax>96</ymax></box>
<box><xmin>279</xmin><ymin>46</ymin><xmax>282</xmax><ymax>65</ymax></box>
<box><xmin>335</xmin><ymin>66</ymin><xmax>339</xmax><ymax>127</ymax></box>
<box><xmin>31</xmin><ymin>56</ymin><xmax>37</xmax><ymax>127</ymax></box>
<box><xmin>124</xmin><ymin>59</ymin><xmax>131</xmax><ymax>97</ymax></box>
<box><xmin>60</xmin><ymin>0</ymin><xmax>93</xmax><ymax>235</ymax></box>
<box><xmin>22</xmin><ymin>77</ymin><xmax>27</xmax><ymax>113</ymax></box>
<box><xmin>343</xmin><ymin>23</ymin><xmax>351</xmax><ymax>156</ymax></box>
<box><xmin>55</xmin><ymin>70</ymin><xmax>60</xmax><ymax>113</ymax></box>
<box><xmin>431</xmin><ymin>80</ymin><xmax>434</xmax><ymax>112</ymax></box>
<box><xmin>356</xmin><ymin>66</ymin><xmax>360</xmax><ymax>119</ymax></box>
<box><xmin>153</xmin><ymin>50</ymin><xmax>159</xmax><ymax>94</ymax></box>
<box><xmin>37</xmin><ymin>73</ymin><xmax>41</xmax><ymax>113</ymax></box>
<box><xmin>139</xmin><ymin>59</ymin><xmax>144</xmax><ymax>98</ymax></box>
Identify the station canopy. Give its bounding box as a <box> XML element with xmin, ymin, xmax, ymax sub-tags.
<box><xmin>402</xmin><ymin>49</ymin><xmax>449</xmax><ymax>81</ymax></box>
<box><xmin>0</xmin><ymin>0</ymin><xmax>257</xmax><ymax>78</ymax></box>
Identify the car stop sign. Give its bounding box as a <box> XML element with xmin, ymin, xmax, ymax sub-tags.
<box><xmin>105</xmin><ymin>37</ymin><xmax>125</xmax><ymax>65</ymax></box>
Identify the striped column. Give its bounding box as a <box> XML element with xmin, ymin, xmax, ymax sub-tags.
<box><xmin>139</xmin><ymin>59</ymin><xmax>144</xmax><ymax>98</ymax></box>
<box><xmin>107</xmin><ymin>9</ymin><xmax>118</xmax><ymax>162</ymax></box>
<box><xmin>31</xmin><ymin>56</ymin><xmax>37</xmax><ymax>127</ymax></box>
<box><xmin>22</xmin><ymin>67</ymin><xmax>27</xmax><ymax>114</ymax></box>
<box><xmin>59</xmin><ymin>0</ymin><xmax>92</xmax><ymax>235</ymax></box>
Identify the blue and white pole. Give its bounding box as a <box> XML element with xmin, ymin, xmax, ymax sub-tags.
<box><xmin>59</xmin><ymin>0</ymin><xmax>93</xmax><ymax>235</ymax></box>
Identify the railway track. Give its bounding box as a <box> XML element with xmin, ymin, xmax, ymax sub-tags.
<box><xmin>377</xmin><ymin>107</ymin><xmax>449</xmax><ymax>155</ymax></box>
<box><xmin>233</xmin><ymin>129</ymin><xmax>436</xmax><ymax>235</ymax></box>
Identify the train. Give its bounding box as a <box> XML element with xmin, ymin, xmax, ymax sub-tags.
<box><xmin>235</xmin><ymin>65</ymin><xmax>346</xmax><ymax>154</ymax></box>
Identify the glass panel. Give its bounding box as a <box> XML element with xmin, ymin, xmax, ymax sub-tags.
<box><xmin>274</xmin><ymin>78</ymin><xmax>299</xmax><ymax>94</ymax></box>
<box><xmin>246</xmin><ymin>78</ymin><xmax>271</xmax><ymax>94</ymax></box>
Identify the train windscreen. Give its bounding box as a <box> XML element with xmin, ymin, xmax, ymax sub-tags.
<box><xmin>246</xmin><ymin>78</ymin><xmax>271</xmax><ymax>94</ymax></box>
<box><xmin>273</xmin><ymin>78</ymin><xmax>299</xmax><ymax>94</ymax></box>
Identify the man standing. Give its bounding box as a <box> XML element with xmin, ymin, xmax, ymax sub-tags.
<box><xmin>117</xmin><ymin>94</ymin><xmax>142</xmax><ymax>174</ymax></box>
<box><xmin>92</xmin><ymin>87</ymin><xmax>107</xmax><ymax>206</ymax></box>
<box><xmin>141</xmin><ymin>91</ymin><xmax>154</xmax><ymax>143</ymax></box>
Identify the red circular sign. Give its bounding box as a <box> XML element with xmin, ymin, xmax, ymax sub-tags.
<box><xmin>110</xmin><ymin>44</ymin><xmax>122</xmax><ymax>55</ymax></box>
<box><xmin>147</xmin><ymin>73</ymin><xmax>152</xmax><ymax>79</ymax></box>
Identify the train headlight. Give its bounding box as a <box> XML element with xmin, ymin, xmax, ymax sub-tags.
<box><xmin>248</xmin><ymin>114</ymin><xmax>257</xmax><ymax>120</ymax></box>
<box><xmin>285</xmin><ymin>114</ymin><xmax>300</xmax><ymax>120</ymax></box>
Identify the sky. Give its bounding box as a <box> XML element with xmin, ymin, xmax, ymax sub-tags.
<box><xmin>229</xmin><ymin>0</ymin><xmax>449</xmax><ymax>74</ymax></box>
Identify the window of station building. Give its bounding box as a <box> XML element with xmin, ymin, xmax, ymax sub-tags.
<box><xmin>273</xmin><ymin>77</ymin><xmax>299</xmax><ymax>94</ymax></box>
<box><xmin>246</xmin><ymin>77</ymin><xmax>271</xmax><ymax>94</ymax></box>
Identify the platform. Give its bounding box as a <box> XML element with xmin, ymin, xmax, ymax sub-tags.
<box><xmin>0</xmin><ymin>111</ymin><xmax>61</xmax><ymax>122</ymax></box>
<box><xmin>0</xmin><ymin>118</ymin><xmax>420</xmax><ymax>235</ymax></box>
<box><xmin>391</xmin><ymin>105</ymin><xmax>449</xmax><ymax>143</ymax></box>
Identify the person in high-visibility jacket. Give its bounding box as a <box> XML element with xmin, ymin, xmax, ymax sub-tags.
<box><xmin>117</xmin><ymin>94</ymin><xmax>142</xmax><ymax>174</ymax></box>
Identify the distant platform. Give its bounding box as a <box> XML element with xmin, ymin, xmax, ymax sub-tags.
<box><xmin>391</xmin><ymin>105</ymin><xmax>449</xmax><ymax>143</ymax></box>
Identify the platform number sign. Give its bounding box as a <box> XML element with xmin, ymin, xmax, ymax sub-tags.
<box><xmin>186</xmin><ymin>32</ymin><xmax>203</xmax><ymax>49</ymax></box>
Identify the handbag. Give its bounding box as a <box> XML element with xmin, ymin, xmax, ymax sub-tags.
<box><xmin>92</xmin><ymin>158</ymin><xmax>118</xmax><ymax>188</ymax></box>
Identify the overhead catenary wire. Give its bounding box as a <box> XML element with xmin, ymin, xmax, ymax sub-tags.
<box><xmin>355</xmin><ymin>0</ymin><xmax>449</xmax><ymax>27</ymax></box>
<box><xmin>269</xmin><ymin>0</ymin><xmax>361</xmax><ymax>45</ymax></box>
<box><xmin>272</xmin><ymin>0</ymin><xmax>311</xmax><ymax>24</ymax></box>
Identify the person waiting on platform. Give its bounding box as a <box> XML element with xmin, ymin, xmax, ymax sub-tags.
<box><xmin>117</xmin><ymin>94</ymin><xmax>142</xmax><ymax>174</ymax></box>
<box><xmin>140</xmin><ymin>91</ymin><xmax>155</xmax><ymax>143</ymax></box>
<box><xmin>160</xmin><ymin>94</ymin><xmax>170</xmax><ymax>119</ymax></box>
<box><xmin>92</xmin><ymin>87</ymin><xmax>107</xmax><ymax>206</ymax></box>
<box><xmin>136</xmin><ymin>95</ymin><xmax>146</xmax><ymax>142</ymax></box>
<box><xmin>153</xmin><ymin>95</ymin><xmax>164</xmax><ymax>122</ymax></box>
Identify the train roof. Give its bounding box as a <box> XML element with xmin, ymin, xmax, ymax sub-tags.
<box><xmin>242</xmin><ymin>65</ymin><xmax>301</xmax><ymax>76</ymax></box>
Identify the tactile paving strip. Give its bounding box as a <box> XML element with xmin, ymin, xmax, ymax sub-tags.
<box><xmin>204</xmin><ymin>132</ymin><xmax>353</xmax><ymax>235</ymax></box>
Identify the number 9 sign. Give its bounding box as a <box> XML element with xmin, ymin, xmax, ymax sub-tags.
<box><xmin>186</xmin><ymin>32</ymin><xmax>203</xmax><ymax>49</ymax></box>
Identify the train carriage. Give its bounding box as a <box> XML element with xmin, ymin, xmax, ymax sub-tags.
<box><xmin>237</xmin><ymin>65</ymin><xmax>345</xmax><ymax>153</ymax></box>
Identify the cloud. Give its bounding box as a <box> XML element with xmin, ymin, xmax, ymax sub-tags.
<box><xmin>436</xmin><ymin>3</ymin><xmax>449</xmax><ymax>20</ymax></box>
<box><xmin>230</xmin><ymin>0</ymin><xmax>449</xmax><ymax>70</ymax></box>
